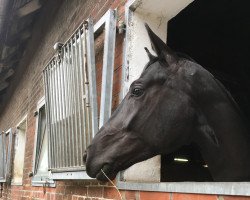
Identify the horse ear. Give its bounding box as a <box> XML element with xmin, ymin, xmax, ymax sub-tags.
<box><xmin>144</xmin><ymin>47</ymin><xmax>157</xmax><ymax>60</ymax></box>
<box><xmin>145</xmin><ymin>23</ymin><xmax>178</xmax><ymax>64</ymax></box>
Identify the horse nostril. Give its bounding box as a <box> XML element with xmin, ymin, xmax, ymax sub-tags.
<box><xmin>83</xmin><ymin>152</ymin><xmax>87</xmax><ymax>164</ymax></box>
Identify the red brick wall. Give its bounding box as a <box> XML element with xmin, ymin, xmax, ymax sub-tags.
<box><xmin>0</xmin><ymin>0</ymin><xmax>249</xmax><ymax>199</ymax></box>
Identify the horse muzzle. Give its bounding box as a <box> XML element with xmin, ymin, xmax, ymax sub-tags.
<box><xmin>95</xmin><ymin>164</ymin><xmax>117</xmax><ymax>181</ymax></box>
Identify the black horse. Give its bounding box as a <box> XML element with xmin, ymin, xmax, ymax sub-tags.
<box><xmin>83</xmin><ymin>24</ymin><xmax>250</xmax><ymax>182</ymax></box>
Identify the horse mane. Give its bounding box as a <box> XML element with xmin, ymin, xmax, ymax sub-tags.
<box><xmin>176</xmin><ymin>52</ymin><xmax>197</xmax><ymax>63</ymax></box>
<box><xmin>176</xmin><ymin>51</ymin><xmax>249</xmax><ymax>125</ymax></box>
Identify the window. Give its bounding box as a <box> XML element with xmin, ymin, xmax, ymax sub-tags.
<box><xmin>44</xmin><ymin>20</ymin><xmax>97</xmax><ymax>178</ymax></box>
<box><xmin>43</xmin><ymin>9</ymin><xmax>117</xmax><ymax>179</ymax></box>
<box><xmin>32</xmin><ymin>97</ymin><xmax>54</xmax><ymax>186</ymax></box>
<box><xmin>0</xmin><ymin>129</ymin><xmax>14</xmax><ymax>183</ymax></box>
<box><xmin>12</xmin><ymin>117</ymin><xmax>27</xmax><ymax>185</ymax></box>
<box><xmin>117</xmin><ymin>0</ymin><xmax>250</xmax><ymax>196</ymax></box>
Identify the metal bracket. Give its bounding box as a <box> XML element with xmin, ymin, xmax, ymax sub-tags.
<box><xmin>53</xmin><ymin>42</ymin><xmax>64</xmax><ymax>62</ymax></box>
<box><xmin>83</xmin><ymin>20</ymin><xmax>88</xmax><ymax>30</ymax></box>
<box><xmin>42</xmin><ymin>179</ymin><xmax>50</xmax><ymax>194</ymax></box>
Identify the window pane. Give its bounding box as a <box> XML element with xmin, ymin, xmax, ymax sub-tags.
<box><xmin>36</xmin><ymin>107</ymin><xmax>49</xmax><ymax>175</ymax></box>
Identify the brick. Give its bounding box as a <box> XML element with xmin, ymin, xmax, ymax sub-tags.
<box><xmin>104</xmin><ymin>187</ymin><xmax>124</xmax><ymax>200</ymax></box>
<box><xmin>172</xmin><ymin>193</ymin><xmax>218</xmax><ymax>200</ymax></box>
<box><xmin>50</xmin><ymin>193</ymin><xmax>56</xmax><ymax>200</ymax></box>
<box><xmin>74</xmin><ymin>186</ymin><xmax>88</xmax><ymax>196</ymax></box>
<box><xmin>140</xmin><ymin>191</ymin><xmax>170</xmax><ymax>200</ymax></box>
<box><xmin>223</xmin><ymin>196</ymin><xmax>250</xmax><ymax>200</ymax></box>
<box><xmin>56</xmin><ymin>185</ymin><xmax>66</xmax><ymax>194</ymax></box>
<box><xmin>65</xmin><ymin>186</ymin><xmax>76</xmax><ymax>195</ymax></box>
<box><xmin>124</xmin><ymin>190</ymin><xmax>137</xmax><ymax>200</ymax></box>
<box><xmin>78</xmin><ymin>197</ymin><xmax>86</xmax><ymax>200</ymax></box>
<box><xmin>63</xmin><ymin>194</ymin><xmax>71</xmax><ymax>200</ymax></box>
<box><xmin>88</xmin><ymin>186</ymin><xmax>104</xmax><ymax>198</ymax></box>
<box><xmin>55</xmin><ymin>193</ymin><xmax>63</xmax><ymax>200</ymax></box>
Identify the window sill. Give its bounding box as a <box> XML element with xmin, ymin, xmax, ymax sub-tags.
<box><xmin>51</xmin><ymin>170</ymin><xmax>94</xmax><ymax>180</ymax></box>
<box><xmin>32</xmin><ymin>174</ymin><xmax>55</xmax><ymax>187</ymax></box>
<box><xmin>11</xmin><ymin>181</ymin><xmax>23</xmax><ymax>186</ymax></box>
<box><xmin>117</xmin><ymin>177</ymin><xmax>250</xmax><ymax>196</ymax></box>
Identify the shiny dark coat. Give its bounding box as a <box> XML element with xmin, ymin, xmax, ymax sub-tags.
<box><xmin>83</xmin><ymin>24</ymin><xmax>250</xmax><ymax>182</ymax></box>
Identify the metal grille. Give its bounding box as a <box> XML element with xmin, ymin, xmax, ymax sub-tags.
<box><xmin>43</xmin><ymin>23</ymin><xmax>97</xmax><ymax>171</ymax></box>
<box><xmin>0</xmin><ymin>132</ymin><xmax>6</xmax><ymax>181</ymax></box>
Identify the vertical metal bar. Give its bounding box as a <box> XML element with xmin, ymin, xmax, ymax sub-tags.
<box><xmin>74</xmin><ymin>30</ymin><xmax>81</xmax><ymax>166</ymax></box>
<box><xmin>58</xmin><ymin>51</ymin><xmax>65</xmax><ymax>167</ymax></box>
<box><xmin>51</xmin><ymin>61</ymin><xmax>58</xmax><ymax>168</ymax></box>
<box><xmin>65</xmin><ymin>42</ymin><xmax>72</xmax><ymax>167</ymax></box>
<box><xmin>86</xmin><ymin>18</ymin><xmax>98</xmax><ymax>136</ymax></box>
<box><xmin>79</xmin><ymin>27</ymin><xmax>87</xmax><ymax>154</ymax></box>
<box><xmin>70</xmin><ymin>38</ymin><xmax>75</xmax><ymax>167</ymax></box>
<box><xmin>52</xmin><ymin>60</ymin><xmax>59</xmax><ymax>168</ymax></box>
<box><xmin>60</xmin><ymin>47</ymin><xmax>68</xmax><ymax>168</ymax></box>
<box><xmin>69</xmin><ymin>39</ymin><xmax>76</xmax><ymax>167</ymax></box>
<box><xmin>47</xmin><ymin>64</ymin><xmax>54</xmax><ymax>168</ymax></box>
<box><xmin>47</xmin><ymin>65</ymin><xmax>54</xmax><ymax>169</ymax></box>
<box><xmin>54</xmin><ymin>60</ymin><xmax>59</xmax><ymax>168</ymax></box>
<box><xmin>78</xmin><ymin>27</ymin><xmax>84</xmax><ymax>164</ymax></box>
<box><xmin>64</xmin><ymin>45</ymin><xmax>70</xmax><ymax>166</ymax></box>
<box><xmin>73</xmin><ymin>33</ymin><xmax>78</xmax><ymax>166</ymax></box>
<box><xmin>50</xmin><ymin>63</ymin><xmax>56</xmax><ymax>169</ymax></box>
<box><xmin>55</xmin><ymin>59</ymin><xmax>62</xmax><ymax>168</ymax></box>
<box><xmin>99</xmin><ymin>9</ymin><xmax>117</xmax><ymax>128</ymax></box>
<box><xmin>84</xmin><ymin>46</ymin><xmax>91</xmax><ymax>147</ymax></box>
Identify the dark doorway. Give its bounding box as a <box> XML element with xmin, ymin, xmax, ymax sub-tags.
<box><xmin>161</xmin><ymin>0</ymin><xmax>250</xmax><ymax>181</ymax></box>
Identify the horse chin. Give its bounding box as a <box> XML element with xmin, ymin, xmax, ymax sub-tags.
<box><xmin>95</xmin><ymin>164</ymin><xmax>118</xmax><ymax>182</ymax></box>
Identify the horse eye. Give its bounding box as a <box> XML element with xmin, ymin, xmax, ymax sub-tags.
<box><xmin>132</xmin><ymin>88</ymin><xmax>144</xmax><ymax>97</ymax></box>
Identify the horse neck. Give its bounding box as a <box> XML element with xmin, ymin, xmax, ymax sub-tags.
<box><xmin>192</xmin><ymin>78</ymin><xmax>250</xmax><ymax>181</ymax></box>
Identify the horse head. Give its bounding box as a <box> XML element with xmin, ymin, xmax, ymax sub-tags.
<box><xmin>84</xmin><ymin>24</ymin><xmax>250</xmax><ymax>182</ymax></box>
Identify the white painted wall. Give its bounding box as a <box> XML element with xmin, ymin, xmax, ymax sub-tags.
<box><xmin>123</xmin><ymin>0</ymin><xmax>193</xmax><ymax>182</ymax></box>
<box><xmin>12</xmin><ymin>119</ymin><xmax>27</xmax><ymax>185</ymax></box>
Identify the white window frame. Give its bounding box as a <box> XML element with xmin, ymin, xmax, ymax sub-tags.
<box><xmin>116</xmin><ymin>0</ymin><xmax>250</xmax><ymax>196</ymax></box>
<box><xmin>32</xmin><ymin>97</ymin><xmax>55</xmax><ymax>187</ymax></box>
<box><xmin>11</xmin><ymin>115</ymin><xmax>27</xmax><ymax>186</ymax></box>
